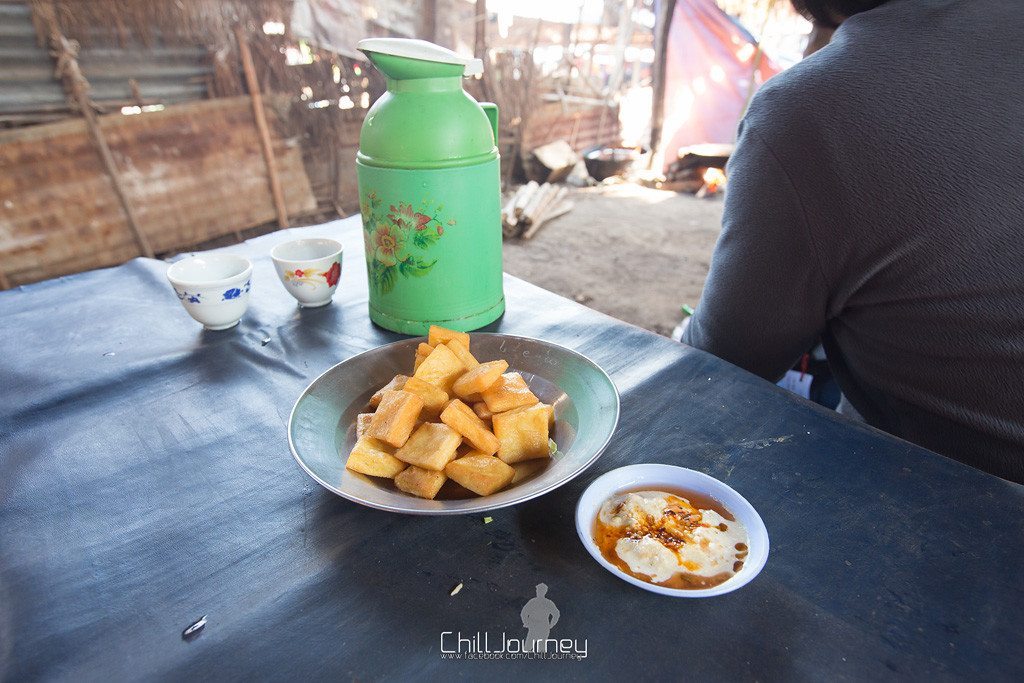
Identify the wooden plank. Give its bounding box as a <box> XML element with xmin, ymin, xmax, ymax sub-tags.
<box><xmin>0</xmin><ymin>96</ymin><xmax>315</xmax><ymax>286</ymax></box>
<box><xmin>522</xmin><ymin>199</ymin><xmax>573</xmax><ymax>240</ymax></box>
<box><xmin>520</xmin><ymin>182</ymin><xmax>556</xmax><ymax>224</ymax></box>
<box><xmin>38</xmin><ymin>6</ymin><xmax>155</xmax><ymax>259</ymax></box>
<box><xmin>513</xmin><ymin>181</ymin><xmax>539</xmax><ymax>218</ymax></box>
<box><xmin>520</xmin><ymin>100</ymin><xmax>620</xmax><ymax>153</ymax></box>
<box><xmin>524</xmin><ymin>186</ymin><xmax>568</xmax><ymax>228</ymax></box>
<box><xmin>501</xmin><ymin>184</ymin><xmax>528</xmax><ymax>228</ymax></box>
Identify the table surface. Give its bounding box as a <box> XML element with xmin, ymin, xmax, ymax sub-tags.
<box><xmin>1</xmin><ymin>217</ymin><xmax>1022</xmax><ymax>681</ymax></box>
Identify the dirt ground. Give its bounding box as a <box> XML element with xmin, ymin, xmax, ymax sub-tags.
<box><xmin>502</xmin><ymin>183</ymin><xmax>724</xmax><ymax>337</ymax></box>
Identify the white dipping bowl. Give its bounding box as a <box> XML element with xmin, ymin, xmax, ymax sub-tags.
<box><xmin>166</xmin><ymin>254</ymin><xmax>253</xmax><ymax>330</ymax></box>
<box><xmin>271</xmin><ymin>238</ymin><xmax>343</xmax><ymax>308</ymax></box>
<box><xmin>576</xmin><ymin>464</ymin><xmax>769</xmax><ymax>598</ymax></box>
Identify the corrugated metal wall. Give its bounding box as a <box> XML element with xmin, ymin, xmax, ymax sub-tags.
<box><xmin>0</xmin><ymin>2</ymin><xmax>64</xmax><ymax>116</ymax></box>
<box><xmin>0</xmin><ymin>1</ymin><xmax>212</xmax><ymax>120</ymax></box>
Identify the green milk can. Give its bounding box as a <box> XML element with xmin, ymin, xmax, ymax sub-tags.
<box><xmin>356</xmin><ymin>38</ymin><xmax>505</xmax><ymax>335</ymax></box>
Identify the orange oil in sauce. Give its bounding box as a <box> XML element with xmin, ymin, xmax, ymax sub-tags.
<box><xmin>593</xmin><ymin>485</ymin><xmax>748</xmax><ymax>590</ymax></box>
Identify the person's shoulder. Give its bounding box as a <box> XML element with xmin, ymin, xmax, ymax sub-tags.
<box><xmin>741</xmin><ymin>18</ymin><xmax>890</xmax><ymax>160</ymax></box>
<box><xmin>745</xmin><ymin>38</ymin><xmax>856</xmax><ymax>132</ymax></box>
<box><xmin>747</xmin><ymin>1</ymin><xmax>935</xmax><ymax>132</ymax></box>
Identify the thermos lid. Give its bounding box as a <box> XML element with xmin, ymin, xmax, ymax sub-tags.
<box><xmin>357</xmin><ymin>38</ymin><xmax>483</xmax><ymax>77</ymax></box>
<box><xmin>356</xmin><ymin>37</ymin><xmax>497</xmax><ymax>168</ymax></box>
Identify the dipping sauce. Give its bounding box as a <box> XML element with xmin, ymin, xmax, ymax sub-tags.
<box><xmin>594</xmin><ymin>488</ymin><xmax>749</xmax><ymax>589</ymax></box>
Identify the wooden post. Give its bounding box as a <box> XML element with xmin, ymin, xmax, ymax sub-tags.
<box><xmin>473</xmin><ymin>0</ymin><xmax>491</xmax><ymax>102</ymax></box>
<box><xmin>474</xmin><ymin>0</ymin><xmax>487</xmax><ymax>60</ymax></box>
<box><xmin>235</xmin><ymin>26</ymin><xmax>289</xmax><ymax>229</ymax></box>
<box><xmin>607</xmin><ymin>0</ymin><xmax>634</xmax><ymax>96</ymax></box>
<box><xmin>564</xmin><ymin>1</ymin><xmax>586</xmax><ymax>92</ymax></box>
<box><xmin>36</xmin><ymin>2</ymin><xmax>154</xmax><ymax>258</ymax></box>
<box><xmin>69</xmin><ymin>59</ymin><xmax>154</xmax><ymax>258</ymax></box>
<box><xmin>423</xmin><ymin>0</ymin><xmax>438</xmax><ymax>44</ymax></box>
<box><xmin>128</xmin><ymin>78</ymin><xmax>145</xmax><ymax>106</ymax></box>
<box><xmin>648</xmin><ymin>0</ymin><xmax>677</xmax><ymax>170</ymax></box>
<box><xmin>505</xmin><ymin>18</ymin><xmax>544</xmax><ymax>188</ymax></box>
<box><xmin>739</xmin><ymin>0</ymin><xmax>778</xmax><ymax>123</ymax></box>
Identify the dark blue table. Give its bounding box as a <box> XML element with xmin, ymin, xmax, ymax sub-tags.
<box><xmin>1</xmin><ymin>217</ymin><xmax>1021</xmax><ymax>680</ymax></box>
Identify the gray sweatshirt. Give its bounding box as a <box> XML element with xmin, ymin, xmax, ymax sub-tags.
<box><xmin>683</xmin><ymin>0</ymin><xmax>1024</xmax><ymax>482</ymax></box>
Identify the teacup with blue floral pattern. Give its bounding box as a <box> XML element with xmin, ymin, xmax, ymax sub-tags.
<box><xmin>167</xmin><ymin>254</ymin><xmax>253</xmax><ymax>330</ymax></box>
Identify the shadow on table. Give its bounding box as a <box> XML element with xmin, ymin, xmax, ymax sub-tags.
<box><xmin>299</xmin><ymin>486</ymin><xmax>600</xmax><ymax>657</ymax></box>
<box><xmin>187</xmin><ymin>302</ymin><xmax>351</xmax><ymax>384</ymax></box>
<box><xmin>287</xmin><ymin>485</ymin><xmax>844</xmax><ymax>679</ymax></box>
<box><xmin>301</xmin><ymin>490</ymin><xmax>467</xmax><ymax>642</ymax></box>
<box><xmin>287</xmin><ymin>303</ymin><xmax>348</xmax><ymax>350</ymax></box>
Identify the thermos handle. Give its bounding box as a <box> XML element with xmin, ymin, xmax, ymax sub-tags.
<box><xmin>480</xmin><ymin>102</ymin><xmax>499</xmax><ymax>146</ymax></box>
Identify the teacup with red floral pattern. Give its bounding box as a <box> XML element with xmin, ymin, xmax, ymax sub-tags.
<box><xmin>271</xmin><ymin>238</ymin><xmax>343</xmax><ymax>308</ymax></box>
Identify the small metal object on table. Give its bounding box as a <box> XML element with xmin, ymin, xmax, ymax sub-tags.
<box><xmin>1</xmin><ymin>217</ymin><xmax>1022</xmax><ymax>680</ymax></box>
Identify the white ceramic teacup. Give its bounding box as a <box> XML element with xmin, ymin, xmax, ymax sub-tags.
<box><xmin>271</xmin><ymin>238</ymin><xmax>343</xmax><ymax>308</ymax></box>
<box><xmin>166</xmin><ymin>254</ymin><xmax>253</xmax><ymax>330</ymax></box>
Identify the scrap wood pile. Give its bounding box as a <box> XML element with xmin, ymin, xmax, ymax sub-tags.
<box><xmin>660</xmin><ymin>143</ymin><xmax>734</xmax><ymax>196</ymax></box>
<box><xmin>501</xmin><ymin>182</ymin><xmax>574</xmax><ymax>240</ymax></box>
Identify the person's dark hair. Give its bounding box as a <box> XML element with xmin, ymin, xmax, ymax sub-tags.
<box><xmin>791</xmin><ymin>0</ymin><xmax>891</xmax><ymax>28</ymax></box>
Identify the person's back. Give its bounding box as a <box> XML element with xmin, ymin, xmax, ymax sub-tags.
<box><xmin>683</xmin><ymin>0</ymin><xmax>1024</xmax><ymax>481</ymax></box>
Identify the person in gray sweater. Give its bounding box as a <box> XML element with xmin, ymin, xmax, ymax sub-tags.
<box><xmin>682</xmin><ymin>0</ymin><xmax>1024</xmax><ymax>482</ymax></box>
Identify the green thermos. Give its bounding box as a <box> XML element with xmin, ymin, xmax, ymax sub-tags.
<box><xmin>356</xmin><ymin>38</ymin><xmax>505</xmax><ymax>335</ymax></box>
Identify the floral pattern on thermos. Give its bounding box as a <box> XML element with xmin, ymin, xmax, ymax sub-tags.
<box><xmin>360</xmin><ymin>190</ymin><xmax>457</xmax><ymax>294</ymax></box>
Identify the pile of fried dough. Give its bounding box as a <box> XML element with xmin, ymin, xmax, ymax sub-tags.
<box><xmin>345</xmin><ymin>326</ymin><xmax>554</xmax><ymax>499</ymax></box>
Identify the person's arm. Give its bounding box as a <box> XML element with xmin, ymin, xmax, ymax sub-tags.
<box><xmin>682</xmin><ymin>120</ymin><xmax>830</xmax><ymax>382</ymax></box>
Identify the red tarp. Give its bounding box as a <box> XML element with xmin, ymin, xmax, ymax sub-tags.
<box><xmin>661</xmin><ymin>0</ymin><xmax>781</xmax><ymax>169</ymax></box>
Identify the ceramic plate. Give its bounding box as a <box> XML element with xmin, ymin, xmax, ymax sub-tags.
<box><xmin>289</xmin><ymin>333</ymin><xmax>620</xmax><ymax>514</ymax></box>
